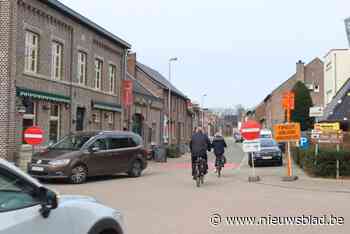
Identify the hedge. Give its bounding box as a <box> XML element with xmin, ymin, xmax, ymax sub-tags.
<box><xmin>291</xmin><ymin>146</ymin><xmax>350</xmax><ymax>178</ymax></box>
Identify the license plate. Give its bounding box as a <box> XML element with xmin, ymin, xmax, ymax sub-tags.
<box><xmin>31</xmin><ymin>166</ymin><xmax>44</xmax><ymax>172</ymax></box>
<box><xmin>262</xmin><ymin>156</ymin><xmax>272</xmax><ymax>160</ymax></box>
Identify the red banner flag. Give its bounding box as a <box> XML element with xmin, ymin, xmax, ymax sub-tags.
<box><xmin>123</xmin><ymin>80</ymin><xmax>133</xmax><ymax>107</ymax></box>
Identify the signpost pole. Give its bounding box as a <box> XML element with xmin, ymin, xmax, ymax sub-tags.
<box><xmin>336</xmin><ymin>143</ymin><xmax>340</xmax><ymax>180</ymax></box>
<box><xmin>286</xmin><ymin>109</ymin><xmax>293</xmax><ymax>178</ymax></box>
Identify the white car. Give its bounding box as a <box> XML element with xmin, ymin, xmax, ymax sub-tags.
<box><xmin>0</xmin><ymin>158</ymin><xmax>126</xmax><ymax>234</ymax></box>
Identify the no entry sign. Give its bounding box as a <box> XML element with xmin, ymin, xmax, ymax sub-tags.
<box><xmin>240</xmin><ymin>120</ymin><xmax>262</xmax><ymax>141</ymax></box>
<box><xmin>24</xmin><ymin>126</ymin><xmax>45</xmax><ymax>145</ymax></box>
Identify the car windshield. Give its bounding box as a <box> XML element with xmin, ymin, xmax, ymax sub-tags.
<box><xmin>51</xmin><ymin>134</ymin><xmax>92</xmax><ymax>150</ymax></box>
<box><xmin>260</xmin><ymin>139</ymin><xmax>277</xmax><ymax>148</ymax></box>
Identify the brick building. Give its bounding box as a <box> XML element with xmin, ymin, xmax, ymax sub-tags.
<box><xmin>0</xmin><ymin>0</ymin><xmax>131</xmax><ymax>162</ymax></box>
<box><xmin>254</xmin><ymin>58</ymin><xmax>324</xmax><ymax>128</ymax></box>
<box><xmin>127</xmin><ymin>53</ymin><xmax>193</xmax><ymax>147</ymax></box>
<box><xmin>125</xmin><ymin>73</ymin><xmax>163</xmax><ymax>147</ymax></box>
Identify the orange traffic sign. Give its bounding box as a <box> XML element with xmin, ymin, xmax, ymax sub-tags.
<box><xmin>282</xmin><ymin>91</ymin><xmax>295</xmax><ymax>110</ymax></box>
<box><xmin>273</xmin><ymin>123</ymin><xmax>301</xmax><ymax>142</ymax></box>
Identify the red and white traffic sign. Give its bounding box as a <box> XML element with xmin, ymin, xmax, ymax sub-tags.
<box><xmin>24</xmin><ymin>126</ymin><xmax>45</xmax><ymax>145</ymax></box>
<box><xmin>240</xmin><ymin>120</ymin><xmax>262</xmax><ymax>141</ymax></box>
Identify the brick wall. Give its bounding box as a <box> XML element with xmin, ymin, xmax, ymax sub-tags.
<box><xmin>0</xmin><ymin>0</ymin><xmax>17</xmax><ymax>161</ymax></box>
<box><xmin>263</xmin><ymin>58</ymin><xmax>324</xmax><ymax>128</ymax></box>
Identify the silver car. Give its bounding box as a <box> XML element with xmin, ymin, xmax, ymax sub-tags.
<box><xmin>0</xmin><ymin>158</ymin><xmax>126</xmax><ymax>234</ymax></box>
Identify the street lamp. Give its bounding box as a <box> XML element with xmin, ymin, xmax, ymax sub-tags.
<box><xmin>201</xmin><ymin>94</ymin><xmax>207</xmax><ymax>128</ymax></box>
<box><xmin>168</xmin><ymin>57</ymin><xmax>178</xmax><ymax>145</ymax></box>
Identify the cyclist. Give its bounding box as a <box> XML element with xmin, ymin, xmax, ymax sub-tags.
<box><xmin>189</xmin><ymin>127</ymin><xmax>211</xmax><ymax>180</ymax></box>
<box><xmin>212</xmin><ymin>132</ymin><xmax>227</xmax><ymax>171</ymax></box>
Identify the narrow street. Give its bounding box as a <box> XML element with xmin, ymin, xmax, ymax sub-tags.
<box><xmin>48</xmin><ymin>138</ymin><xmax>350</xmax><ymax>234</ymax></box>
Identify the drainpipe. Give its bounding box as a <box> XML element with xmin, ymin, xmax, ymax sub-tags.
<box><xmin>69</xmin><ymin>27</ymin><xmax>74</xmax><ymax>133</ymax></box>
<box><xmin>334</xmin><ymin>53</ymin><xmax>337</xmax><ymax>97</ymax></box>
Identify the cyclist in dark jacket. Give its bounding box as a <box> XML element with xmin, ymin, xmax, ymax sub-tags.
<box><xmin>212</xmin><ymin>133</ymin><xmax>227</xmax><ymax>168</ymax></box>
<box><xmin>190</xmin><ymin>127</ymin><xmax>211</xmax><ymax>179</ymax></box>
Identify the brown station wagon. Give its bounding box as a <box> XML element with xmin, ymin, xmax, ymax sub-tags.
<box><xmin>28</xmin><ymin>131</ymin><xmax>148</xmax><ymax>184</ymax></box>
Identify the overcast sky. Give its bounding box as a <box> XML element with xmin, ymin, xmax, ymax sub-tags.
<box><xmin>60</xmin><ymin>0</ymin><xmax>350</xmax><ymax>109</ymax></box>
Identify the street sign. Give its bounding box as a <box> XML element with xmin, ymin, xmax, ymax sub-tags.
<box><xmin>299</xmin><ymin>137</ymin><xmax>309</xmax><ymax>149</ymax></box>
<box><xmin>24</xmin><ymin>126</ymin><xmax>45</xmax><ymax>145</ymax></box>
<box><xmin>318</xmin><ymin>132</ymin><xmax>343</xmax><ymax>144</ymax></box>
<box><xmin>314</xmin><ymin>123</ymin><xmax>340</xmax><ymax>133</ymax></box>
<box><xmin>243</xmin><ymin>140</ymin><xmax>261</xmax><ymax>153</ymax></box>
<box><xmin>309</xmin><ymin>107</ymin><xmax>324</xmax><ymax>118</ymax></box>
<box><xmin>282</xmin><ymin>91</ymin><xmax>295</xmax><ymax>110</ymax></box>
<box><xmin>240</xmin><ymin>120</ymin><xmax>261</xmax><ymax>141</ymax></box>
<box><xmin>273</xmin><ymin>123</ymin><xmax>301</xmax><ymax>142</ymax></box>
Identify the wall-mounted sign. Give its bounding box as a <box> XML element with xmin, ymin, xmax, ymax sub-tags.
<box><xmin>309</xmin><ymin>106</ymin><xmax>324</xmax><ymax>118</ymax></box>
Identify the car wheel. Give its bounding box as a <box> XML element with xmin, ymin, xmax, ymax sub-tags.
<box><xmin>70</xmin><ymin>165</ymin><xmax>88</xmax><ymax>184</ymax></box>
<box><xmin>128</xmin><ymin>160</ymin><xmax>142</xmax><ymax>177</ymax></box>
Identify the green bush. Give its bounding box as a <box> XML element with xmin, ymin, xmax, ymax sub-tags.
<box><xmin>291</xmin><ymin>146</ymin><xmax>350</xmax><ymax>178</ymax></box>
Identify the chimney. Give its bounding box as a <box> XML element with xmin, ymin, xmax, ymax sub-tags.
<box><xmin>296</xmin><ymin>60</ymin><xmax>305</xmax><ymax>82</ymax></box>
<box><xmin>127</xmin><ymin>52</ymin><xmax>136</xmax><ymax>77</ymax></box>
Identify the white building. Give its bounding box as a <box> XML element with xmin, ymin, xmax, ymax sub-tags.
<box><xmin>324</xmin><ymin>49</ymin><xmax>350</xmax><ymax>105</ymax></box>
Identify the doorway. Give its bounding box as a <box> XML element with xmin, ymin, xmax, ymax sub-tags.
<box><xmin>76</xmin><ymin>107</ymin><xmax>85</xmax><ymax>131</ymax></box>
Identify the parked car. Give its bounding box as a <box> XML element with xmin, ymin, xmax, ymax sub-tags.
<box><xmin>0</xmin><ymin>158</ymin><xmax>126</xmax><ymax>234</ymax></box>
<box><xmin>260</xmin><ymin>129</ymin><xmax>273</xmax><ymax>139</ymax></box>
<box><xmin>28</xmin><ymin>131</ymin><xmax>148</xmax><ymax>184</ymax></box>
<box><xmin>233</xmin><ymin>132</ymin><xmax>244</xmax><ymax>143</ymax></box>
<box><xmin>248</xmin><ymin>138</ymin><xmax>283</xmax><ymax>167</ymax></box>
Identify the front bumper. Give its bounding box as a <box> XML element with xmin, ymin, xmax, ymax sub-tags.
<box><xmin>28</xmin><ymin>163</ymin><xmax>70</xmax><ymax>179</ymax></box>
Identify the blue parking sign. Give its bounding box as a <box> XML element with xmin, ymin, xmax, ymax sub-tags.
<box><xmin>300</xmin><ymin>137</ymin><xmax>309</xmax><ymax>149</ymax></box>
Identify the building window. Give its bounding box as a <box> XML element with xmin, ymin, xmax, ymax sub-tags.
<box><xmin>94</xmin><ymin>59</ymin><xmax>103</xmax><ymax>90</ymax></box>
<box><xmin>78</xmin><ymin>51</ymin><xmax>87</xmax><ymax>85</ymax></box>
<box><xmin>108</xmin><ymin>113</ymin><xmax>114</xmax><ymax>125</ymax></box>
<box><xmin>25</xmin><ymin>31</ymin><xmax>39</xmax><ymax>73</ymax></box>
<box><xmin>22</xmin><ymin>100</ymin><xmax>37</xmax><ymax>144</ymax></box>
<box><xmin>52</xmin><ymin>42</ymin><xmax>63</xmax><ymax>80</ymax></box>
<box><xmin>49</xmin><ymin>104</ymin><xmax>60</xmax><ymax>143</ymax></box>
<box><xmin>109</xmin><ymin>64</ymin><xmax>117</xmax><ymax>94</ymax></box>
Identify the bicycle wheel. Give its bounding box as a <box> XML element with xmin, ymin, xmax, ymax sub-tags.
<box><xmin>217</xmin><ymin>166</ymin><xmax>221</xmax><ymax>177</ymax></box>
<box><xmin>196</xmin><ymin>176</ymin><xmax>201</xmax><ymax>187</ymax></box>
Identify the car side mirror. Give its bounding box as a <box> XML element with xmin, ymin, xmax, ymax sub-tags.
<box><xmin>38</xmin><ymin>187</ymin><xmax>58</xmax><ymax>218</ymax></box>
<box><xmin>89</xmin><ymin>146</ymin><xmax>100</xmax><ymax>153</ymax></box>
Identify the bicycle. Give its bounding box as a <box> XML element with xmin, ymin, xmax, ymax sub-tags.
<box><xmin>215</xmin><ymin>155</ymin><xmax>225</xmax><ymax>178</ymax></box>
<box><xmin>193</xmin><ymin>156</ymin><xmax>207</xmax><ymax>187</ymax></box>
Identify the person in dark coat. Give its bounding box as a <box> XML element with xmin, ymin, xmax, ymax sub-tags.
<box><xmin>189</xmin><ymin>127</ymin><xmax>211</xmax><ymax>178</ymax></box>
<box><xmin>212</xmin><ymin>132</ymin><xmax>227</xmax><ymax>168</ymax></box>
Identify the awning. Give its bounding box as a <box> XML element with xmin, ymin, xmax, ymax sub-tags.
<box><xmin>92</xmin><ymin>101</ymin><xmax>122</xmax><ymax>112</ymax></box>
<box><xmin>17</xmin><ymin>87</ymin><xmax>70</xmax><ymax>104</ymax></box>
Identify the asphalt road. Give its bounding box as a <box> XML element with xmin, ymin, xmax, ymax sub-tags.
<box><xmin>49</xmin><ymin>138</ymin><xmax>350</xmax><ymax>234</ymax></box>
